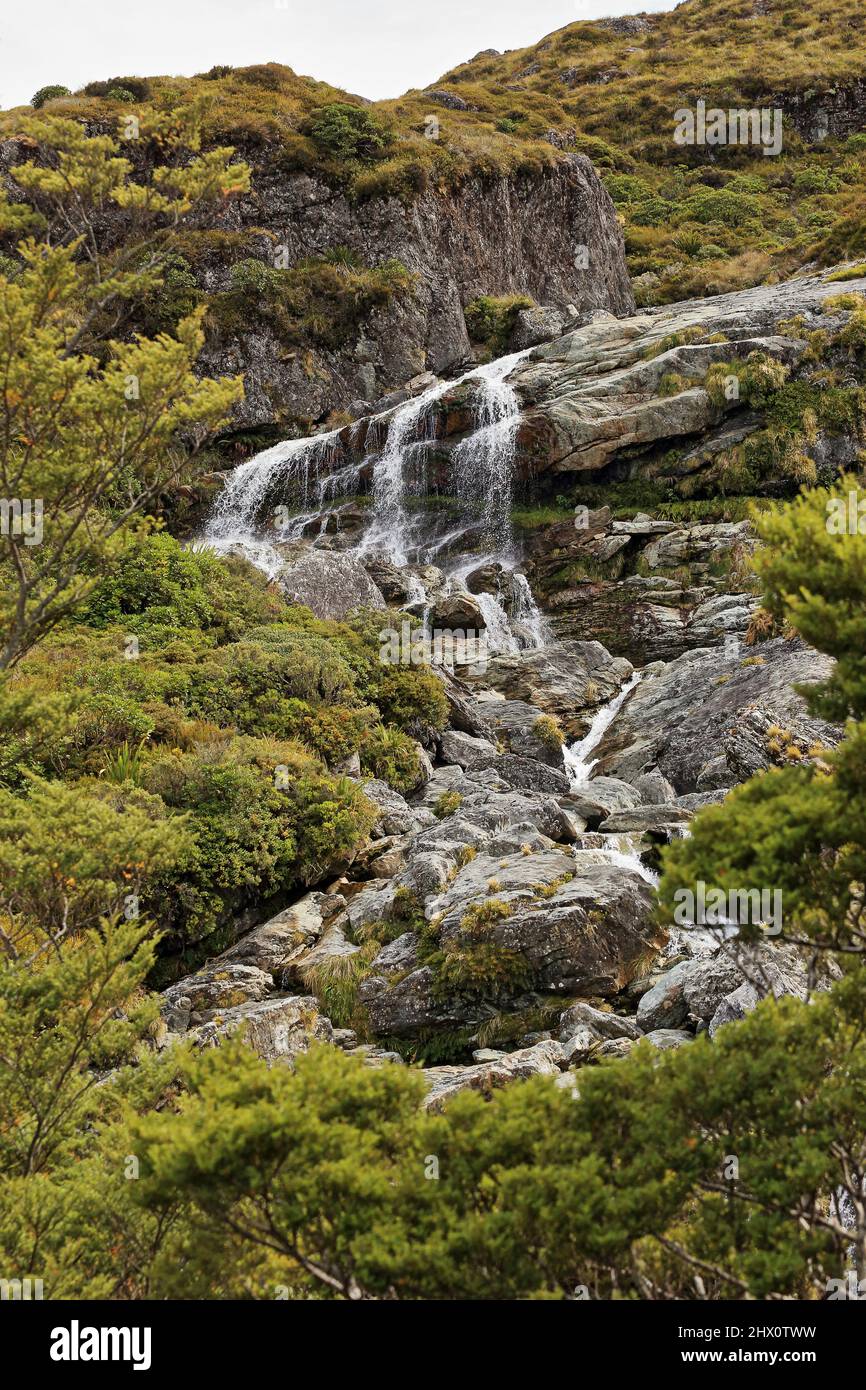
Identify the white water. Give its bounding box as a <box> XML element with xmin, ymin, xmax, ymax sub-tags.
<box><xmin>452</xmin><ymin>349</ymin><xmax>532</xmax><ymax>554</ymax></box>
<box><xmin>563</xmin><ymin>673</ymin><xmax>656</xmax><ymax>885</ymax></box>
<box><xmin>564</xmin><ymin>672</ymin><xmax>642</xmax><ymax>787</ymax></box>
<box><xmin>201</xmin><ymin>345</ymin><xmax>546</xmax><ymax>653</ymax></box>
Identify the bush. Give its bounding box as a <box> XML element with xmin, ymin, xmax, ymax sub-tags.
<box><xmin>464</xmin><ymin>293</ymin><xmax>533</xmax><ymax>356</ymax></box>
<box><xmin>83</xmin><ymin>76</ymin><xmax>151</xmax><ymax>101</ymax></box>
<box><xmin>31</xmin><ymin>85</ymin><xmax>71</xmax><ymax>108</ymax></box>
<box><xmin>143</xmin><ymin>738</ymin><xmax>374</xmax><ymax>954</ymax></box>
<box><xmin>0</xmin><ymin>776</ymin><xmax>189</xmax><ymax>936</ymax></box>
<box><xmin>360</xmin><ymin>723</ymin><xmax>420</xmax><ymax>793</ymax></box>
<box><xmin>78</xmin><ymin>534</ymin><xmax>279</xmax><ymax>643</ymax></box>
<box><xmin>305</xmin><ymin>103</ymin><xmax>391</xmax><ymax>162</ymax></box>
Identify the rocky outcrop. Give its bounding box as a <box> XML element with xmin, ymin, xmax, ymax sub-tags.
<box><xmin>523</xmin><ymin>509</ymin><xmax>759</xmax><ymax>663</ymax></box>
<box><xmin>508</xmin><ymin>272</ymin><xmax>866</xmax><ymax>486</ymax></box>
<box><xmin>592</xmin><ymin>636</ymin><xmax>839</xmax><ymax>795</ymax></box>
<box><xmin>200</xmin><ymin>156</ymin><xmax>634</xmax><ymax>429</ymax></box>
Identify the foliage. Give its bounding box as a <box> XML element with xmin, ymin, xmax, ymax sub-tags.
<box><xmin>31</xmin><ymin>86</ymin><xmax>71</xmax><ymax>109</ymax></box>
<box><xmin>0</xmin><ymin>112</ymin><xmax>249</xmax><ymax>668</ymax></box>
<box><xmin>464</xmin><ymin>294</ymin><xmax>533</xmax><ymax>357</ymax></box>
<box><xmin>304</xmin><ymin>103</ymin><xmax>391</xmax><ymax>163</ymax></box>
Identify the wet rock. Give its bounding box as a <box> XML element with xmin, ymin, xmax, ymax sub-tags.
<box><xmin>429</xmin><ymin>589</ymin><xmax>486</xmax><ymax>630</ymax></box>
<box><xmin>478</xmin><ymin>698</ymin><xmax>566</xmax><ymax>768</ymax></box>
<box><xmin>598</xmin><ymin>805</ymin><xmax>693</xmax><ymax>836</ymax></box>
<box><xmin>480</xmin><ymin>641</ymin><xmax>632</xmax><ymax>737</ymax></box>
<box><xmin>561</xmin><ymin>777</ymin><xmax>641</xmax><ymax>826</ymax></box>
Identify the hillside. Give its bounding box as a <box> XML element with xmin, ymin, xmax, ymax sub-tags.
<box><xmin>4</xmin><ymin>0</ymin><xmax>866</xmax><ymax>1311</ymax></box>
<box><xmin>419</xmin><ymin>0</ymin><xmax>866</xmax><ymax>301</ymax></box>
<box><xmin>8</xmin><ymin>1</ymin><xmax>866</xmax><ymax>322</ymax></box>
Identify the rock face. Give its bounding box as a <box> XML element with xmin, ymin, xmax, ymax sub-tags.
<box><xmin>279</xmin><ymin>551</ymin><xmax>387</xmax><ymax>619</ymax></box>
<box><xmin>200</xmin><ymin>156</ymin><xmax>634</xmax><ymax>429</ymax></box>
<box><xmin>524</xmin><ymin>510</ymin><xmax>759</xmax><ymax>663</ymax></box>
<box><xmin>510</xmin><ymin>273</ymin><xmax>864</xmax><ymax>485</ymax></box>
<box><xmin>592</xmin><ymin>637</ymin><xmax>839</xmax><ymax>795</ymax></box>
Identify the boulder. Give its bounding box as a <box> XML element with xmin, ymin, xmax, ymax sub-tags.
<box><xmin>279</xmin><ymin>551</ymin><xmax>386</xmax><ymax>619</ymax></box>
<box><xmin>422</xmin><ymin>1039</ymin><xmax>565</xmax><ymax>1111</ymax></box>
<box><xmin>182</xmin><ymin>995</ymin><xmax>333</xmax><ymax>1064</ymax></box>
<box><xmin>509</xmin><ymin>305</ymin><xmax>566</xmax><ymax>350</ymax></box>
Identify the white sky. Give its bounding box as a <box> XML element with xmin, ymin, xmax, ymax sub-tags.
<box><xmin>1</xmin><ymin>0</ymin><xmax>673</xmax><ymax>111</ymax></box>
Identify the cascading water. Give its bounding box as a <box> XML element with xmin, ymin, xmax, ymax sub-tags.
<box><xmin>452</xmin><ymin>349</ymin><xmax>531</xmax><ymax>554</ymax></box>
<box><xmin>564</xmin><ymin>673</ymin><xmax>657</xmax><ymax>885</ymax></box>
<box><xmin>200</xmin><ymin>346</ymin><xmax>547</xmax><ymax>652</ymax></box>
<box><xmin>564</xmin><ymin>673</ymin><xmax>643</xmax><ymax>787</ymax></box>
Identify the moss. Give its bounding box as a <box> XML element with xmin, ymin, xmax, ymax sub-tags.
<box><xmin>459</xmin><ymin>898</ymin><xmax>513</xmax><ymax>934</ymax></box>
<box><xmin>434</xmin><ymin>789</ymin><xmax>462</xmax><ymax>819</ymax></box>
<box><xmin>464</xmin><ymin>293</ymin><xmax>533</xmax><ymax>357</ymax></box>
<box><xmin>827</xmin><ymin>263</ymin><xmax>866</xmax><ymax>282</ymax></box>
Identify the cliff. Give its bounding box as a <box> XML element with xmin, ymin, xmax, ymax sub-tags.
<box><xmin>198</xmin><ymin>154</ymin><xmax>633</xmax><ymax>430</ymax></box>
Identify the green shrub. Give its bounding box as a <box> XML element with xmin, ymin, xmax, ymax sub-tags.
<box><xmin>83</xmin><ymin>76</ymin><xmax>151</xmax><ymax>101</ymax></box>
<box><xmin>143</xmin><ymin>738</ymin><xmax>374</xmax><ymax>954</ymax></box>
<box><xmin>360</xmin><ymin>723</ymin><xmax>420</xmax><ymax>793</ymax></box>
<box><xmin>31</xmin><ymin>85</ymin><xmax>71</xmax><ymax>108</ymax></box>
<box><xmin>464</xmin><ymin>293</ymin><xmax>533</xmax><ymax>356</ymax></box>
<box><xmin>305</xmin><ymin>103</ymin><xmax>391</xmax><ymax>162</ymax></box>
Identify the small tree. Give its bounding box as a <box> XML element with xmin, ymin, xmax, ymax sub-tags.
<box><xmin>0</xmin><ymin>110</ymin><xmax>250</xmax><ymax>669</ymax></box>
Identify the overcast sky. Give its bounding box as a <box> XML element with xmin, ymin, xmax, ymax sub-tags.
<box><xmin>1</xmin><ymin>1</ymin><xmax>673</xmax><ymax>110</ymax></box>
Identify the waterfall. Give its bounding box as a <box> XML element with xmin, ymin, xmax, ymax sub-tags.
<box><xmin>509</xmin><ymin>572</ymin><xmax>549</xmax><ymax>649</ymax></box>
<box><xmin>452</xmin><ymin>349</ymin><xmax>531</xmax><ymax>554</ymax></box>
<box><xmin>200</xmin><ymin>345</ymin><xmax>547</xmax><ymax>652</ymax></box>
<box><xmin>205</xmin><ymin>429</ymin><xmax>342</xmax><ymax>559</ymax></box>
<box><xmin>564</xmin><ymin>673</ymin><xmax>642</xmax><ymax>787</ymax></box>
<box><xmin>357</xmin><ymin>375</ymin><xmax>460</xmax><ymax>565</ymax></box>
